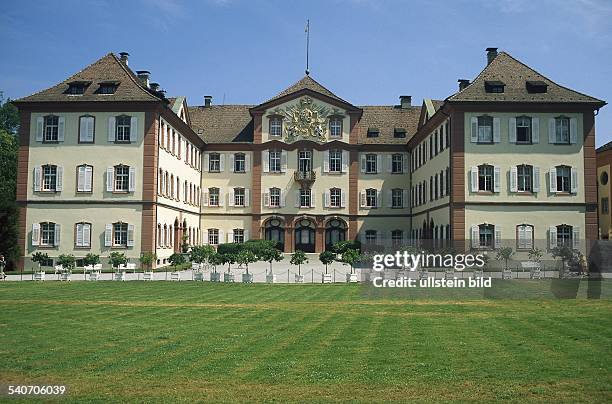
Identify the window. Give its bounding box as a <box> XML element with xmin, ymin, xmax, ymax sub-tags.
<box><xmin>365</xmin><ymin>154</ymin><xmax>377</xmax><ymax>174</ymax></box>
<box><xmin>44</xmin><ymin>115</ymin><xmax>59</xmax><ymax>142</ymax></box>
<box><xmin>526</xmin><ymin>80</ymin><xmax>548</xmax><ymax>93</ymax></box>
<box><xmin>515</xmin><ymin>116</ymin><xmax>532</xmax><ymax>144</ymax></box>
<box><xmin>113</xmin><ymin>222</ymin><xmax>128</xmax><ymax>247</ymax></box>
<box><xmin>114</xmin><ymin>165</ymin><xmax>130</xmax><ymax>192</ymax></box>
<box><xmin>556</xmin><ymin>224</ymin><xmax>572</xmax><ymax>247</ymax></box>
<box><xmin>602</xmin><ymin>198</ymin><xmax>609</xmax><ymax>215</ymax></box>
<box><xmin>42</xmin><ymin>165</ymin><xmax>58</xmax><ymax>191</ymax></box>
<box><xmin>209</xmin><ymin>153</ymin><xmax>220</xmax><ymax>172</ymax></box>
<box><xmin>478</xmin><ymin>224</ymin><xmax>495</xmax><ymax>249</ymax></box>
<box><xmin>208</xmin><ymin>229</ymin><xmax>219</xmax><ymax>245</ymax></box>
<box><xmin>269</xmin><ymin>187</ymin><xmax>281</xmax><ymax>207</ymax></box>
<box><xmin>269</xmin><ymin>150</ymin><xmax>281</xmax><ymax>173</ymax></box>
<box><xmin>600</xmin><ymin>171</ymin><xmax>609</xmax><ymax>186</ymax></box>
<box><xmin>394</xmin><ymin>128</ymin><xmax>406</xmax><ymax>138</ymax></box>
<box><xmin>517</xmin><ymin>224</ymin><xmax>534</xmax><ymax>250</ymax></box>
<box><xmin>234</xmin><ymin>153</ymin><xmax>245</xmax><ymax>173</ymax></box>
<box><xmin>555</xmin><ymin>117</ymin><xmax>570</xmax><ymax>144</ymax></box>
<box><xmin>299</xmin><ymin>188</ymin><xmax>311</xmax><ymax>208</ymax></box>
<box><xmin>40</xmin><ymin>222</ymin><xmax>56</xmax><ymax>246</ymax></box>
<box><xmin>391</xmin><ymin>230</ymin><xmax>403</xmax><ymax>246</ymax></box>
<box><xmin>484</xmin><ymin>80</ymin><xmax>505</xmax><ymax>93</ymax></box>
<box><xmin>77</xmin><ymin>164</ymin><xmax>93</xmax><ymax>192</ymax></box>
<box><xmin>75</xmin><ymin>223</ymin><xmax>91</xmax><ymax>248</ymax></box>
<box><xmin>391</xmin><ymin>188</ymin><xmax>403</xmax><ymax>208</ymax></box>
<box><xmin>478</xmin><ymin>165</ymin><xmax>494</xmax><ymax>192</ymax></box>
<box><xmin>115</xmin><ymin>115</ymin><xmax>131</xmax><ymax>142</ymax></box>
<box><xmin>329</xmin><ymin>150</ymin><xmax>342</xmax><ymax>173</ymax></box>
<box><xmin>298</xmin><ymin>150</ymin><xmax>312</xmax><ymax>172</ymax></box>
<box><xmin>330</xmin><ymin>188</ymin><xmax>341</xmax><ymax>208</ymax></box>
<box><xmin>98</xmin><ymin>82</ymin><xmax>118</xmax><ymax>94</ymax></box>
<box><xmin>234</xmin><ymin>187</ymin><xmax>245</xmax><ymax>207</ymax></box>
<box><xmin>366</xmin><ymin>188</ymin><xmax>377</xmax><ymax>208</ymax></box>
<box><xmin>365</xmin><ymin>230</ymin><xmax>377</xmax><ymax>245</ymax></box>
<box><xmin>270</xmin><ymin>117</ymin><xmax>283</xmax><ymax>137</ymax></box>
<box><xmin>477</xmin><ymin>116</ymin><xmax>493</xmax><ymax>143</ymax></box>
<box><xmin>67</xmin><ymin>83</ymin><xmax>87</xmax><ymax>95</ymax></box>
<box><xmin>517</xmin><ymin>165</ymin><xmax>533</xmax><ymax>192</ymax></box>
<box><xmin>556</xmin><ymin>166</ymin><xmax>571</xmax><ymax>193</ymax></box>
<box><xmin>330</xmin><ymin>118</ymin><xmax>342</xmax><ymax>137</ymax></box>
<box><xmin>367</xmin><ymin>128</ymin><xmax>379</xmax><ymax>138</ymax></box>
<box><xmin>391</xmin><ymin>154</ymin><xmax>403</xmax><ymax>174</ymax></box>
<box><xmin>209</xmin><ymin>188</ymin><xmax>219</xmax><ymax>206</ymax></box>
<box><xmin>79</xmin><ymin>115</ymin><xmax>95</xmax><ymax>143</ymax></box>
<box><xmin>233</xmin><ymin>229</ymin><xmax>245</xmax><ymax>243</ymax></box>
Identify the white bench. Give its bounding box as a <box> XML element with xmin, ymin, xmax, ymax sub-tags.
<box><xmin>34</xmin><ymin>271</ymin><xmax>45</xmax><ymax>281</ymax></box>
<box><xmin>170</xmin><ymin>272</ymin><xmax>181</xmax><ymax>281</ymax></box>
<box><xmin>521</xmin><ymin>261</ymin><xmax>542</xmax><ymax>279</ymax></box>
<box><xmin>143</xmin><ymin>271</ymin><xmax>154</xmax><ymax>281</ymax></box>
<box><xmin>88</xmin><ymin>271</ymin><xmax>101</xmax><ymax>281</ymax></box>
<box><xmin>502</xmin><ymin>270</ymin><xmax>513</xmax><ymax>280</ymax></box>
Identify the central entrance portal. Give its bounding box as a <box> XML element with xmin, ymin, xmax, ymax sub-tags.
<box><xmin>295</xmin><ymin>218</ymin><xmax>315</xmax><ymax>253</ymax></box>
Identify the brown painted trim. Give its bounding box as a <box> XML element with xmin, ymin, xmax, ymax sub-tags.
<box><xmin>13</xmin><ymin>101</ymin><xmax>160</xmax><ymax>112</ymax></box>
<box><xmin>16</xmin><ymin>110</ymin><xmax>31</xmax><ymax>269</ymax></box>
<box><xmin>159</xmin><ymin>106</ymin><xmax>205</xmax><ymax>148</ymax></box>
<box><xmin>459</xmin><ymin>202</ymin><xmax>593</xmax><ymax>207</ymax></box>
<box><xmin>448</xmin><ymin>102</ymin><xmax>602</xmax><ymax>113</ymax></box>
<box><xmin>202</xmin><ymin>140</ymin><xmax>409</xmax><ymax>152</ymax></box>
<box><xmin>449</xmin><ymin>111</ymin><xmax>465</xmax><ymax>249</ymax></box>
<box><xmin>140</xmin><ymin>111</ymin><xmax>159</xmax><ymax>253</ymax></box>
<box><xmin>411</xmin><ymin>203</ymin><xmax>451</xmax><ymax>216</ymax></box>
<box><xmin>582</xmin><ymin>110</ymin><xmax>597</xmax><ymax>251</ymax></box>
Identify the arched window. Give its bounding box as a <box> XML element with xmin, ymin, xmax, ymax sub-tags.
<box><xmin>157</xmin><ymin>224</ymin><xmax>162</xmax><ymax>247</ymax></box>
<box><xmin>516</xmin><ymin>224</ymin><xmax>534</xmax><ymax>250</ymax></box>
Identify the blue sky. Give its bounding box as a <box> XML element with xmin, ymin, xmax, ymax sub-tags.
<box><xmin>1</xmin><ymin>0</ymin><xmax>611</xmax><ymax>146</ymax></box>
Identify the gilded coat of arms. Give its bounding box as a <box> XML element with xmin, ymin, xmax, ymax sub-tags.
<box><xmin>282</xmin><ymin>97</ymin><xmax>329</xmax><ymax>142</ymax></box>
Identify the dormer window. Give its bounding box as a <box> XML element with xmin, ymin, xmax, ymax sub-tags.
<box><xmin>367</xmin><ymin>128</ymin><xmax>379</xmax><ymax>138</ymax></box>
<box><xmin>65</xmin><ymin>81</ymin><xmax>90</xmax><ymax>95</ymax></box>
<box><xmin>394</xmin><ymin>128</ymin><xmax>406</xmax><ymax>138</ymax></box>
<box><xmin>484</xmin><ymin>80</ymin><xmax>505</xmax><ymax>93</ymax></box>
<box><xmin>97</xmin><ymin>81</ymin><xmax>119</xmax><ymax>95</ymax></box>
<box><xmin>526</xmin><ymin>80</ymin><xmax>548</xmax><ymax>94</ymax></box>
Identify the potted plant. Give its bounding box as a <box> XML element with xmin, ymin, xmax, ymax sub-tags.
<box><xmin>208</xmin><ymin>252</ymin><xmax>223</xmax><ymax>282</ymax></box>
<box><xmin>258</xmin><ymin>241</ymin><xmax>283</xmax><ymax>283</ymax></box>
<box><xmin>339</xmin><ymin>248</ymin><xmax>362</xmax><ymax>283</ymax></box>
<box><xmin>237</xmin><ymin>249</ymin><xmax>257</xmax><ymax>283</ymax></box>
<box><xmin>218</xmin><ymin>243</ymin><xmax>240</xmax><ymax>282</ymax></box>
<box><xmin>57</xmin><ymin>254</ymin><xmax>75</xmax><ymax>281</ymax></box>
<box><xmin>496</xmin><ymin>247</ymin><xmax>514</xmax><ymax>280</ymax></box>
<box><xmin>319</xmin><ymin>250</ymin><xmax>335</xmax><ymax>284</ymax></box>
<box><xmin>168</xmin><ymin>252</ymin><xmax>186</xmax><ymax>281</ymax></box>
<box><xmin>140</xmin><ymin>251</ymin><xmax>156</xmax><ymax>281</ymax></box>
<box><xmin>290</xmin><ymin>250</ymin><xmax>307</xmax><ymax>283</ymax></box>
<box><xmin>551</xmin><ymin>246</ymin><xmax>582</xmax><ymax>298</ymax></box>
<box><xmin>109</xmin><ymin>251</ymin><xmax>128</xmax><ymax>281</ymax></box>
<box><xmin>190</xmin><ymin>245</ymin><xmax>215</xmax><ymax>281</ymax></box>
<box><xmin>528</xmin><ymin>247</ymin><xmax>543</xmax><ymax>279</ymax></box>
<box><xmin>31</xmin><ymin>252</ymin><xmax>49</xmax><ymax>281</ymax></box>
<box><xmin>83</xmin><ymin>253</ymin><xmax>100</xmax><ymax>280</ymax></box>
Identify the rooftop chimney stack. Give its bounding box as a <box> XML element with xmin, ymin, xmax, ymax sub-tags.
<box><xmin>149</xmin><ymin>82</ymin><xmax>160</xmax><ymax>92</ymax></box>
<box><xmin>136</xmin><ymin>70</ymin><xmax>150</xmax><ymax>88</ymax></box>
<box><xmin>486</xmin><ymin>47</ymin><xmax>498</xmax><ymax>65</ymax></box>
<box><xmin>204</xmin><ymin>95</ymin><xmax>212</xmax><ymax>107</ymax></box>
<box><xmin>119</xmin><ymin>52</ymin><xmax>129</xmax><ymax>65</ymax></box>
<box><xmin>458</xmin><ymin>79</ymin><xmax>470</xmax><ymax>91</ymax></box>
<box><xmin>399</xmin><ymin>95</ymin><xmax>412</xmax><ymax>109</ymax></box>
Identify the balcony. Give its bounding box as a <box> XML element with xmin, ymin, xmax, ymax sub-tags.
<box><xmin>294</xmin><ymin>170</ymin><xmax>316</xmax><ymax>185</ymax></box>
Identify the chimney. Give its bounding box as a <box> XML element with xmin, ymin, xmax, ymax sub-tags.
<box><xmin>149</xmin><ymin>82</ymin><xmax>160</xmax><ymax>92</ymax></box>
<box><xmin>399</xmin><ymin>95</ymin><xmax>412</xmax><ymax>109</ymax></box>
<box><xmin>204</xmin><ymin>95</ymin><xmax>212</xmax><ymax>107</ymax></box>
<box><xmin>486</xmin><ymin>47</ymin><xmax>498</xmax><ymax>65</ymax></box>
<box><xmin>136</xmin><ymin>70</ymin><xmax>150</xmax><ymax>88</ymax></box>
<box><xmin>458</xmin><ymin>79</ymin><xmax>470</xmax><ymax>91</ymax></box>
<box><xmin>119</xmin><ymin>52</ymin><xmax>129</xmax><ymax>65</ymax></box>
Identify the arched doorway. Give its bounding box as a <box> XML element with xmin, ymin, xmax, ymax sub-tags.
<box><xmin>295</xmin><ymin>218</ymin><xmax>315</xmax><ymax>253</ymax></box>
<box><xmin>325</xmin><ymin>218</ymin><xmax>346</xmax><ymax>251</ymax></box>
<box><xmin>174</xmin><ymin>219</ymin><xmax>180</xmax><ymax>253</ymax></box>
<box><xmin>264</xmin><ymin>217</ymin><xmax>285</xmax><ymax>251</ymax></box>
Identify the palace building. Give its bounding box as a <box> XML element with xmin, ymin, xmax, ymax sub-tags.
<box><xmin>14</xmin><ymin>48</ymin><xmax>605</xmax><ymax>269</ymax></box>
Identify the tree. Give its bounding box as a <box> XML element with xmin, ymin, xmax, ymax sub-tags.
<box><xmin>31</xmin><ymin>252</ymin><xmax>49</xmax><ymax>271</ymax></box>
<box><xmin>190</xmin><ymin>245</ymin><xmax>215</xmax><ymax>265</ymax></box>
<box><xmin>218</xmin><ymin>243</ymin><xmax>241</xmax><ymax>273</ymax></box>
<box><xmin>496</xmin><ymin>247</ymin><xmax>514</xmax><ymax>271</ymax></box>
<box><xmin>332</xmin><ymin>240</ymin><xmax>361</xmax><ymax>255</ymax></box>
<box><xmin>0</xmin><ymin>96</ymin><xmax>19</xmax><ymax>135</ymax></box>
<box><xmin>338</xmin><ymin>248</ymin><xmax>362</xmax><ymax>274</ymax></box>
<box><xmin>551</xmin><ymin>246</ymin><xmax>573</xmax><ymax>276</ymax></box>
<box><xmin>258</xmin><ymin>241</ymin><xmax>283</xmax><ymax>275</ymax></box>
<box><xmin>319</xmin><ymin>250</ymin><xmax>335</xmax><ymax>274</ymax></box>
<box><xmin>236</xmin><ymin>249</ymin><xmax>257</xmax><ymax>275</ymax></box>
<box><xmin>139</xmin><ymin>251</ymin><xmax>156</xmax><ymax>272</ymax></box>
<box><xmin>168</xmin><ymin>252</ymin><xmax>186</xmax><ymax>272</ymax></box>
<box><xmin>0</xmin><ymin>128</ymin><xmax>19</xmax><ymax>270</ymax></box>
<box><xmin>290</xmin><ymin>250</ymin><xmax>308</xmax><ymax>276</ymax></box>
<box><xmin>528</xmin><ymin>247</ymin><xmax>544</xmax><ymax>263</ymax></box>
<box><xmin>109</xmin><ymin>252</ymin><xmax>128</xmax><ymax>271</ymax></box>
<box><xmin>57</xmin><ymin>254</ymin><xmax>76</xmax><ymax>273</ymax></box>
<box><xmin>181</xmin><ymin>233</ymin><xmax>190</xmax><ymax>253</ymax></box>
<box><xmin>208</xmin><ymin>252</ymin><xmax>224</xmax><ymax>273</ymax></box>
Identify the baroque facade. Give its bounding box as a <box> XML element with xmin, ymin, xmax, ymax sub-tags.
<box><xmin>14</xmin><ymin>48</ymin><xmax>605</xmax><ymax>268</ymax></box>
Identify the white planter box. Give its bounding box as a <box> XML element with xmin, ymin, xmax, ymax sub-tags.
<box><xmin>88</xmin><ymin>271</ymin><xmax>101</xmax><ymax>281</ymax></box>
<box><xmin>210</xmin><ymin>272</ymin><xmax>221</xmax><ymax>282</ymax></box>
<box><xmin>444</xmin><ymin>271</ymin><xmax>455</xmax><ymax>280</ymax></box>
<box><xmin>530</xmin><ymin>269</ymin><xmax>542</xmax><ymax>279</ymax></box>
<box><xmin>322</xmin><ymin>273</ymin><xmax>332</xmax><ymax>284</ymax></box>
<box><xmin>170</xmin><ymin>271</ymin><xmax>181</xmax><ymax>281</ymax></box>
<box><xmin>143</xmin><ymin>271</ymin><xmax>154</xmax><ymax>281</ymax></box>
<box><xmin>224</xmin><ymin>273</ymin><xmax>235</xmax><ymax>282</ymax></box>
<box><xmin>59</xmin><ymin>272</ymin><xmax>72</xmax><ymax>281</ymax></box>
<box><xmin>266</xmin><ymin>274</ymin><xmax>277</xmax><ymax>283</ymax></box>
<box><xmin>113</xmin><ymin>271</ymin><xmax>126</xmax><ymax>281</ymax></box>
<box><xmin>242</xmin><ymin>273</ymin><xmax>254</xmax><ymax>283</ymax></box>
<box><xmin>34</xmin><ymin>271</ymin><xmax>45</xmax><ymax>281</ymax></box>
<box><xmin>395</xmin><ymin>271</ymin><xmax>409</xmax><ymax>280</ymax></box>
<box><xmin>194</xmin><ymin>272</ymin><xmax>205</xmax><ymax>281</ymax></box>
<box><xmin>473</xmin><ymin>270</ymin><xmax>484</xmax><ymax>279</ymax></box>
<box><xmin>294</xmin><ymin>274</ymin><xmax>304</xmax><ymax>283</ymax></box>
<box><xmin>419</xmin><ymin>271</ymin><xmax>429</xmax><ymax>280</ymax></box>
<box><xmin>502</xmin><ymin>270</ymin><xmax>513</xmax><ymax>280</ymax></box>
<box><xmin>346</xmin><ymin>273</ymin><xmax>358</xmax><ymax>283</ymax></box>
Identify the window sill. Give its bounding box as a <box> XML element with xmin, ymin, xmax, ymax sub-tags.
<box><xmin>42</xmin><ymin>140</ymin><xmax>60</xmax><ymax>144</ymax></box>
<box><xmin>326</xmin><ymin>171</ymin><xmax>344</xmax><ymax>175</ymax></box>
<box><xmin>515</xmin><ymin>142</ymin><xmax>533</xmax><ymax>145</ymax></box>
<box><xmin>113</xmin><ymin>141</ymin><xmax>132</xmax><ymax>145</ymax></box>
<box><xmin>37</xmin><ymin>245</ymin><xmax>57</xmax><ymax>249</ymax></box>
<box><xmin>476</xmin><ymin>191</ymin><xmax>495</xmax><ymax>195</ymax></box>
<box><xmin>78</xmin><ymin>141</ymin><xmax>95</xmax><ymax>145</ymax></box>
<box><xmin>514</xmin><ymin>191</ymin><xmax>535</xmax><ymax>196</ymax></box>
<box><xmin>233</xmin><ymin>171</ymin><xmax>246</xmax><ymax>174</ymax></box>
<box><xmin>74</xmin><ymin>246</ymin><xmax>91</xmax><ymax>250</ymax></box>
<box><xmin>112</xmin><ymin>191</ymin><xmax>130</xmax><ymax>194</ymax></box>
<box><xmin>36</xmin><ymin>190</ymin><xmax>58</xmax><ymax>194</ymax></box>
<box><xmin>76</xmin><ymin>191</ymin><xmax>93</xmax><ymax>194</ymax></box>
<box><xmin>110</xmin><ymin>246</ymin><xmax>129</xmax><ymax>250</ymax></box>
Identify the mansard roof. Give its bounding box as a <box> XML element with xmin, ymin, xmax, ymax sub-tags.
<box><xmin>14</xmin><ymin>53</ymin><xmax>162</xmax><ymax>103</ymax></box>
<box><xmin>189</xmin><ymin>105</ymin><xmax>254</xmax><ymax>143</ymax></box>
<box><xmin>448</xmin><ymin>51</ymin><xmax>605</xmax><ymax>105</ymax></box>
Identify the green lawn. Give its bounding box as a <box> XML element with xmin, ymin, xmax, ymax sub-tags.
<box><xmin>0</xmin><ymin>281</ymin><xmax>611</xmax><ymax>402</ymax></box>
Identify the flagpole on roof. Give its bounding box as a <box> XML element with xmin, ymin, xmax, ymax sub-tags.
<box><xmin>305</xmin><ymin>19</ymin><xmax>310</xmax><ymax>75</ymax></box>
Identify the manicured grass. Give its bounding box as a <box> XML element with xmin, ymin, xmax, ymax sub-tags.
<box><xmin>0</xmin><ymin>281</ymin><xmax>611</xmax><ymax>402</ymax></box>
